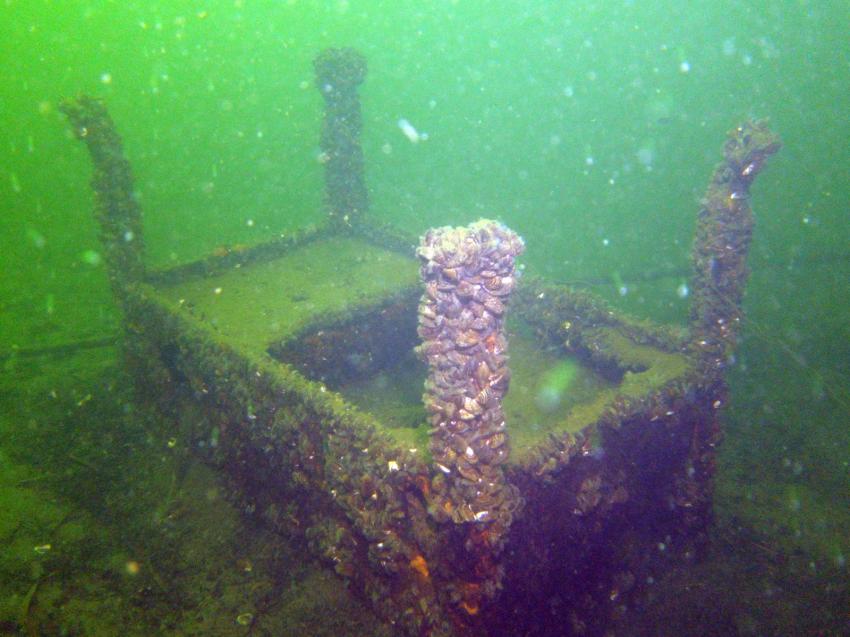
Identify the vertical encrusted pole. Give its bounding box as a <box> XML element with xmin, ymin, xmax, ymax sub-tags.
<box><xmin>60</xmin><ymin>95</ymin><xmax>145</xmax><ymax>299</ymax></box>
<box><xmin>416</xmin><ymin>219</ymin><xmax>524</xmax><ymax>614</ymax></box>
<box><xmin>689</xmin><ymin>120</ymin><xmax>780</xmax><ymax>370</ymax></box>
<box><xmin>314</xmin><ymin>47</ymin><xmax>368</xmax><ymax>230</ymax></box>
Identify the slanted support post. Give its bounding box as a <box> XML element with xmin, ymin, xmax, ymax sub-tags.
<box><xmin>689</xmin><ymin>120</ymin><xmax>780</xmax><ymax>370</ymax></box>
<box><xmin>60</xmin><ymin>95</ymin><xmax>145</xmax><ymax>301</ymax></box>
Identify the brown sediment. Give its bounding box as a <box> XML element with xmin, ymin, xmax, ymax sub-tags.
<box><xmin>416</xmin><ymin>219</ymin><xmax>525</xmax><ymax>608</ymax></box>
<box><xmin>59</xmin><ymin>95</ymin><xmax>145</xmax><ymax>298</ymax></box>
<box><xmin>689</xmin><ymin>120</ymin><xmax>781</xmax><ymax>370</ymax></box>
<box><xmin>314</xmin><ymin>47</ymin><xmax>369</xmax><ymax>230</ymax></box>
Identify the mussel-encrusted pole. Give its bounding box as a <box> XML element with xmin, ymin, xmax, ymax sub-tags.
<box><xmin>60</xmin><ymin>95</ymin><xmax>145</xmax><ymax>298</ymax></box>
<box><xmin>314</xmin><ymin>47</ymin><xmax>369</xmax><ymax>230</ymax></box>
<box><xmin>416</xmin><ymin>219</ymin><xmax>524</xmax><ymax>614</ymax></box>
<box><xmin>690</xmin><ymin>120</ymin><xmax>780</xmax><ymax>370</ymax></box>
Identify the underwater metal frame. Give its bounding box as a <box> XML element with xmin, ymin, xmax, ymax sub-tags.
<box><xmin>60</xmin><ymin>47</ymin><xmax>779</xmax><ymax>636</ymax></box>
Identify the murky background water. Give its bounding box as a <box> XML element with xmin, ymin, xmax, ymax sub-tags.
<box><xmin>1</xmin><ymin>1</ymin><xmax>848</xmax><ymax>634</ymax></box>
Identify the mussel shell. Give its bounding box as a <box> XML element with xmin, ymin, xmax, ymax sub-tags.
<box><xmin>483</xmin><ymin>295</ymin><xmax>504</xmax><ymax>315</ymax></box>
<box><xmin>456</xmin><ymin>330</ymin><xmax>481</xmax><ymax>348</ymax></box>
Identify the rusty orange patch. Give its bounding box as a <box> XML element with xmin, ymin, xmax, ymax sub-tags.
<box><xmin>409</xmin><ymin>554</ymin><xmax>430</xmax><ymax>579</ymax></box>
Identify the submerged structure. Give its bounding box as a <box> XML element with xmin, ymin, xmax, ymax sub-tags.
<box><xmin>416</xmin><ymin>220</ymin><xmax>525</xmax><ymax>607</ymax></box>
<box><xmin>61</xmin><ymin>48</ymin><xmax>780</xmax><ymax>636</ymax></box>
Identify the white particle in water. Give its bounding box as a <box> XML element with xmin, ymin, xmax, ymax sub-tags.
<box><xmin>637</xmin><ymin>146</ymin><xmax>654</xmax><ymax>168</ymax></box>
<box><xmin>398</xmin><ymin>118</ymin><xmax>421</xmax><ymax>143</ymax></box>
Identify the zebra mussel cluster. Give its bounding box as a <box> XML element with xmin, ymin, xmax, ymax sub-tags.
<box><xmin>416</xmin><ymin>219</ymin><xmax>524</xmax><ymax>532</ymax></box>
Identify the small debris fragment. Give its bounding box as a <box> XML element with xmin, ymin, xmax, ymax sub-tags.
<box><xmin>235</xmin><ymin>612</ymin><xmax>254</xmax><ymax>626</ymax></box>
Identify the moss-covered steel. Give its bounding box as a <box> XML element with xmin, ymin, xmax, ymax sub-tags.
<box><xmin>63</xmin><ymin>92</ymin><xmax>778</xmax><ymax>636</ymax></box>
<box><xmin>689</xmin><ymin>120</ymin><xmax>781</xmax><ymax>371</ymax></box>
<box><xmin>116</xmin><ymin>235</ymin><xmax>720</xmax><ymax>635</ymax></box>
<box><xmin>60</xmin><ymin>96</ymin><xmax>145</xmax><ymax>298</ymax></box>
<box><xmin>314</xmin><ymin>48</ymin><xmax>369</xmax><ymax>230</ymax></box>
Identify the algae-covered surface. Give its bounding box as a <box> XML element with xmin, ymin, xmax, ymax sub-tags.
<box><xmin>158</xmin><ymin>236</ymin><xmax>418</xmax><ymax>355</ymax></box>
<box><xmin>335</xmin><ymin>325</ymin><xmax>688</xmax><ymax>463</ymax></box>
<box><xmin>4</xmin><ymin>1</ymin><xmax>850</xmax><ymax>634</ymax></box>
<box><xmin>156</xmin><ymin>236</ymin><xmax>696</xmax><ymax>463</ymax></box>
<box><xmin>3</xmin><ymin>328</ymin><xmax>844</xmax><ymax>635</ymax></box>
<box><xmin>595</xmin><ymin>329</ymin><xmax>692</xmax><ymax>397</ymax></box>
<box><xmin>0</xmin><ymin>348</ymin><xmax>392</xmax><ymax>636</ymax></box>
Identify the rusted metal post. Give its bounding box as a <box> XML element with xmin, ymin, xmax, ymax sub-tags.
<box><xmin>314</xmin><ymin>47</ymin><xmax>369</xmax><ymax>230</ymax></box>
<box><xmin>689</xmin><ymin>120</ymin><xmax>780</xmax><ymax>370</ymax></box>
<box><xmin>60</xmin><ymin>95</ymin><xmax>145</xmax><ymax>299</ymax></box>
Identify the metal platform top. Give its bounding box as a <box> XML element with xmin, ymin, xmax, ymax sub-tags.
<box><xmin>147</xmin><ymin>232</ymin><xmax>692</xmax><ymax>464</ymax></box>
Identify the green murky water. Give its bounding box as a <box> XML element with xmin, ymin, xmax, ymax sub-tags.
<box><xmin>1</xmin><ymin>2</ymin><xmax>848</xmax><ymax>634</ymax></box>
